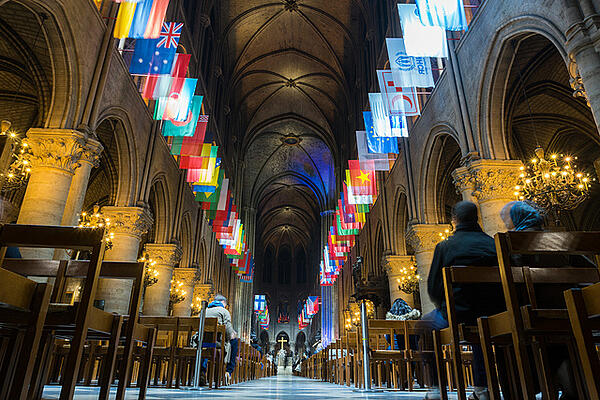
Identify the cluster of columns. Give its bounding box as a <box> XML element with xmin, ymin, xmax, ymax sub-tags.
<box><xmin>12</xmin><ymin>127</ymin><xmax>206</xmax><ymax>317</ymax></box>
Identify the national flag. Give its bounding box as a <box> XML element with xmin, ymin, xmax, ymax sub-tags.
<box><xmin>355</xmin><ymin>131</ymin><xmax>395</xmax><ymax>171</ymax></box>
<box><xmin>191</xmin><ymin>159</ymin><xmax>220</xmax><ymax>193</ymax></box>
<box><xmin>143</xmin><ymin>53</ymin><xmax>190</xmax><ymax>100</ymax></box>
<box><xmin>254</xmin><ymin>295</ymin><xmax>266</xmax><ymax>312</ymax></box>
<box><xmin>129</xmin><ymin>37</ymin><xmax>177</xmax><ymax>75</ymax></box>
<box><xmin>384</xmin><ymin>40</ymin><xmax>434</xmax><ymax>88</ymax></box>
<box><xmin>155</xmin><ymin>78</ymin><xmax>198</xmax><ymax>122</ymax></box>
<box><xmin>416</xmin><ymin>0</ymin><xmax>468</xmax><ymax>31</ymax></box>
<box><xmin>307</xmin><ymin>296</ymin><xmax>320</xmax><ymax>316</ymax></box>
<box><xmin>157</xmin><ymin>22</ymin><xmax>183</xmax><ymax>48</ymax></box>
<box><xmin>197</xmin><ymin>169</ymin><xmax>224</xmax><ymax>206</ymax></box>
<box><xmin>170</xmin><ymin>129</ymin><xmax>210</xmax><ymax>156</ymax></box>
<box><xmin>347</xmin><ymin>160</ymin><xmax>376</xmax><ymax>196</ymax></box>
<box><xmin>398</xmin><ymin>4</ymin><xmax>448</xmax><ymax>58</ymax></box>
<box><xmin>368</xmin><ymin>93</ymin><xmax>409</xmax><ymax>136</ymax></box>
<box><xmin>363</xmin><ymin>112</ymin><xmax>400</xmax><ymax>153</ymax></box>
<box><xmin>114</xmin><ymin>0</ymin><xmax>170</xmax><ymax>39</ymax></box>
<box><xmin>162</xmin><ymin>95</ymin><xmax>203</xmax><ymax>137</ymax></box>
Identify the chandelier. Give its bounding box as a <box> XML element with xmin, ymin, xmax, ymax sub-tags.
<box><xmin>78</xmin><ymin>205</ymin><xmax>114</xmax><ymax>249</ymax></box>
<box><xmin>344</xmin><ymin>300</ymin><xmax>375</xmax><ymax>330</ymax></box>
<box><xmin>396</xmin><ymin>257</ymin><xmax>420</xmax><ymax>295</ymax></box>
<box><xmin>0</xmin><ymin>133</ymin><xmax>32</xmax><ymax>192</ymax></box>
<box><xmin>169</xmin><ymin>278</ymin><xmax>187</xmax><ymax>306</ymax></box>
<box><xmin>138</xmin><ymin>253</ymin><xmax>159</xmax><ymax>287</ymax></box>
<box><xmin>514</xmin><ymin>147</ymin><xmax>593</xmax><ymax>212</ymax></box>
<box><xmin>191</xmin><ymin>296</ymin><xmax>203</xmax><ymax>316</ymax></box>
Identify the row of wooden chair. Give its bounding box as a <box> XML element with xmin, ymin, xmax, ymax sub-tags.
<box><xmin>0</xmin><ymin>223</ymin><xmax>273</xmax><ymax>399</ymax></box>
<box><xmin>301</xmin><ymin>231</ymin><xmax>600</xmax><ymax>399</ymax></box>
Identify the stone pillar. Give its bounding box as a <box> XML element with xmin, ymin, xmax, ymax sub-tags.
<box><xmin>171</xmin><ymin>268</ymin><xmax>199</xmax><ymax>317</ymax></box>
<box><xmin>95</xmin><ymin>206</ymin><xmax>153</xmax><ymax>313</ymax></box>
<box><xmin>143</xmin><ymin>243</ymin><xmax>182</xmax><ymax>316</ymax></box>
<box><xmin>60</xmin><ymin>138</ymin><xmax>103</xmax><ymax>226</ymax></box>
<box><xmin>452</xmin><ymin>166</ymin><xmax>478</xmax><ymax>203</ymax></box>
<box><xmin>17</xmin><ymin>129</ymin><xmax>86</xmax><ymax>258</ymax></box>
<box><xmin>469</xmin><ymin>160</ymin><xmax>522</xmax><ymax>236</ymax></box>
<box><xmin>567</xmin><ymin>45</ymin><xmax>600</xmax><ymax>133</ymax></box>
<box><xmin>384</xmin><ymin>255</ymin><xmax>417</xmax><ymax>307</ymax></box>
<box><xmin>406</xmin><ymin>224</ymin><xmax>451</xmax><ymax>314</ymax></box>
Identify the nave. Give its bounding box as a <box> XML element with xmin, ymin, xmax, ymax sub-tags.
<box><xmin>41</xmin><ymin>375</ymin><xmax>458</xmax><ymax>400</ymax></box>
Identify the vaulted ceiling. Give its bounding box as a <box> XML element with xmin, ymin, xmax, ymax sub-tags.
<box><xmin>217</xmin><ymin>0</ymin><xmax>370</xmax><ymax>253</ymax></box>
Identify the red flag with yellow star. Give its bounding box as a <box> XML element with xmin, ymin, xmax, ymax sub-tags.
<box><xmin>347</xmin><ymin>160</ymin><xmax>377</xmax><ymax>196</ymax></box>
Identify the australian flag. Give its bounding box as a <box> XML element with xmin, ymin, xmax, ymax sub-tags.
<box><xmin>130</xmin><ymin>23</ymin><xmax>182</xmax><ymax>75</ymax></box>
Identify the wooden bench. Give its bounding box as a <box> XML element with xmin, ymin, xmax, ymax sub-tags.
<box><xmin>479</xmin><ymin>231</ymin><xmax>600</xmax><ymax>400</ymax></box>
<box><xmin>0</xmin><ymin>267</ymin><xmax>51</xmax><ymax>400</ymax></box>
<box><xmin>564</xmin><ymin>282</ymin><xmax>600</xmax><ymax>399</ymax></box>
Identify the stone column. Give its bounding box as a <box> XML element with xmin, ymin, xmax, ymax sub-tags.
<box><xmin>171</xmin><ymin>268</ymin><xmax>199</xmax><ymax>317</ymax></box>
<box><xmin>17</xmin><ymin>128</ymin><xmax>86</xmax><ymax>258</ymax></box>
<box><xmin>60</xmin><ymin>138</ymin><xmax>103</xmax><ymax>226</ymax></box>
<box><xmin>143</xmin><ymin>243</ymin><xmax>182</xmax><ymax>316</ymax></box>
<box><xmin>384</xmin><ymin>255</ymin><xmax>417</xmax><ymax>307</ymax></box>
<box><xmin>470</xmin><ymin>159</ymin><xmax>522</xmax><ymax>236</ymax></box>
<box><xmin>452</xmin><ymin>166</ymin><xmax>478</xmax><ymax>203</ymax></box>
<box><xmin>95</xmin><ymin>206</ymin><xmax>153</xmax><ymax>314</ymax></box>
<box><xmin>193</xmin><ymin>283</ymin><xmax>214</xmax><ymax>305</ymax></box>
<box><xmin>406</xmin><ymin>224</ymin><xmax>451</xmax><ymax>314</ymax></box>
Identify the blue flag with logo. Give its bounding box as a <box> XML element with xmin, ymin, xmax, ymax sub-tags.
<box><xmin>385</xmin><ymin>39</ymin><xmax>434</xmax><ymax>88</ymax></box>
<box><xmin>363</xmin><ymin>112</ymin><xmax>399</xmax><ymax>154</ymax></box>
<box><xmin>415</xmin><ymin>0</ymin><xmax>468</xmax><ymax>31</ymax></box>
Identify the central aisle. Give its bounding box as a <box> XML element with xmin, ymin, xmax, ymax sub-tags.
<box><xmin>43</xmin><ymin>375</ymin><xmax>458</xmax><ymax>399</ymax></box>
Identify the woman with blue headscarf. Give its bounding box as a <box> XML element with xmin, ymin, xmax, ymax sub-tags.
<box><xmin>500</xmin><ymin>201</ymin><xmax>544</xmax><ymax>231</ymax></box>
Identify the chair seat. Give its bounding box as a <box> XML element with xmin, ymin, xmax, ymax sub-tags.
<box><xmin>46</xmin><ymin>304</ymin><xmax>114</xmax><ymax>336</ymax></box>
<box><xmin>520</xmin><ymin>306</ymin><xmax>571</xmax><ymax>333</ymax></box>
<box><xmin>370</xmin><ymin>349</ymin><xmax>405</xmax><ymax>361</ymax></box>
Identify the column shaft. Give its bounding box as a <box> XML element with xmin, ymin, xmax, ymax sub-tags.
<box><xmin>143</xmin><ymin>243</ymin><xmax>182</xmax><ymax>316</ymax></box>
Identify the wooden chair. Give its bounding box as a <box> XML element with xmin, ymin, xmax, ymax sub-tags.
<box><xmin>367</xmin><ymin>320</ymin><xmax>407</xmax><ymax>389</ymax></box>
<box><xmin>0</xmin><ymin>267</ymin><xmax>51</xmax><ymax>400</ymax></box>
<box><xmin>564</xmin><ymin>282</ymin><xmax>600</xmax><ymax>399</ymax></box>
<box><xmin>4</xmin><ymin>258</ymin><xmax>153</xmax><ymax>400</ymax></box>
<box><xmin>0</xmin><ymin>224</ymin><xmax>109</xmax><ymax>400</ymax></box>
<box><xmin>433</xmin><ymin>266</ymin><xmax>507</xmax><ymax>400</ymax></box>
<box><xmin>479</xmin><ymin>231</ymin><xmax>600</xmax><ymax>400</ymax></box>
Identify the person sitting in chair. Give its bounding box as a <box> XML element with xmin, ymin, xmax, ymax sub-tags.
<box><xmin>205</xmin><ymin>294</ymin><xmax>239</xmax><ymax>385</ymax></box>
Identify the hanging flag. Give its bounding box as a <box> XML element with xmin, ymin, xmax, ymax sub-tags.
<box><xmin>155</xmin><ymin>78</ymin><xmax>198</xmax><ymax>122</ymax></box>
<box><xmin>143</xmin><ymin>53</ymin><xmax>191</xmax><ymax>100</ymax></box>
<box><xmin>397</xmin><ymin>4</ymin><xmax>448</xmax><ymax>58</ymax></box>
<box><xmin>170</xmin><ymin>125</ymin><xmax>209</xmax><ymax>156</ymax></box>
<box><xmin>254</xmin><ymin>295</ymin><xmax>266</xmax><ymax>312</ymax></box>
<box><xmin>114</xmin><ymin>1</ymin><xmax>137</xmax><ymax>39</ymax></box>
<box><xmin>368</xmin><ymin>93</ymin><xmax>409</xmax><ymax>136</ymax></box>
<box><xmin>347</xmin><ymin>160</ymin><xmax>376</xmax><ymax>196</ymax></box>
<box><xmin>363</xmin><ymin>112</ymin><xmax>400</xmax><ymax>153</ymax></box>
<box><xmin>162</xmin><ymin>95</ymin><xmax>203</xmax><ymax>137</ymax></box>
<box><xmin>114</xmin><ymin>0</ymin><xmax>170</xmax><ymax>39</ymax></box>
<box><xmin>129</xmin><ymin>38</ymin><xmax>177</xmax><ymax>75</ymax></box>
<box><xmin>356</xmin><ymin>131</ymin><xmax>395</xmax><ymax>171</ymax></box>
<box><xmin>415</xmin><ymin>0</ymin><xmax>468</xmax><ymax>31</ymax></box>
<box><xmin>384</xmin><ymin>39</ymin><xmax>434</xmax><ymax>88</ymax></box>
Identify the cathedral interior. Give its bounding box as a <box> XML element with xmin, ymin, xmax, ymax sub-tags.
<box><xmin>1</xmin><ymin>0</ymin><xmax>600</xmax><ymax>399</ymax></box>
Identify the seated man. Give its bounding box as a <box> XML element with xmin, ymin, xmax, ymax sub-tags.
<box><xmin>424</xmin><ymin>201</ymin><xmax>504</xmax><ymax>400</ymax></box>
<box><xmin>206</xmin><ymin>294</ymin><xmax>239</xmax><ymax>385</ymax></box>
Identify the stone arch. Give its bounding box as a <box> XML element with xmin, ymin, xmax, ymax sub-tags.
<box><xmin>0</xmin><ymin>0</ymin><xmax>80</xmax><ymax>129</ymax></box>
<box><xmin>179</xmin><ymin>212</ymin><xmax>193</xmax><ymax>268</ymax></box>
<box><xmin>198</xmin><ymin>239</ymin><xmax>207</xmax><ymax>282</ymax></box>
<box><xmin>391</xmin><ymin>187</ymin><xmax>409</xmax><ymax>254</ymax></box>
<box><xmin>420</xmin><ymin>127</ymin><xmax>463</xmax><ymax>223</ymax></box>
<box><xmin>147</xmin><ymin>174</ymin><xmax>171</xmax><ymax>243</ymax></box>
<box><xmin>477</xmin><ymin>15</ymin><xmax>568</xmax><ymax>160</ymax></box>
<box><xmin>275</xmin><ymin>330</ymin><xmax>290</xmax><ymax>352</ymax></box>
<box><xmin>295</xmin><ymin>331</ymin><xmax>306</xmax><ymax>354</ymax></box>
<box><xmin>94</xmin><ymin>108</ymin><xmax>140</xmax><ymax>205</ymax></box>
<box><xmin>259</xmin><ymin>329</ymin><xmax>270</xmax><ymax>354</ymax></box>
<box><xmin>373</xmin><ymin>221</ymin><xmax>384</xmax><ymax>277</ymax></box>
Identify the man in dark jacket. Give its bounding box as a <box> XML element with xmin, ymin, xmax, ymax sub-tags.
<box><xmin>424</xmin><ymin>201</ymin><xmax>503</xmax><ymax>400</ymax></box>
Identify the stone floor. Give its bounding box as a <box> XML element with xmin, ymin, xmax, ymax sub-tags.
<box><xmin>42</xmin><ymin>375</ymin><xmax>460</xmax><ymax>399</ymax></box>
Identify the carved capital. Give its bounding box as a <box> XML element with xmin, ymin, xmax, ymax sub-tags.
<box><xmin>194</xmin><ymin>283</ymin><xmax>214</xmax><ymax>302</ymax></box>
<box><xmin>101</xmin><ymin>206</ymin><xmax>153</xmax><ymax>238</ymax></box>
<box><xmin>469</xmin><ymin>159</ymin><xmax>523</xmax><ymax>202</ymax></box>
<box><xmin>144</xmin><ymin>243</ymin><xmax>183</xmax><ymax>267</ymax></box>
<box><xmin>406</xmin><ymin>224</ymin><xmax>451</xmax><ymax>253</ymax></box>
<box><xmin>452</xmin><ymin>166</ymin><xmax>476</xmax><ymax>196</ymax></box>
<box><xmin>383</xmin><ymin>255</ymin><xmax>416</xmax><ymax>277</ymax></box>
<box><xmin>79</xmin><ymin>138</ymin><xmax>103</xmax><ymax>168</ymax></box>
<box><xmin>24</xmin><ymin>128</ymin><xmax>87</xmax><ymax>174</ymax></box>
<box><xmin>173</xmin><ymin>267</ymin><xmax>199</xmax><ymax>286</ymax></box>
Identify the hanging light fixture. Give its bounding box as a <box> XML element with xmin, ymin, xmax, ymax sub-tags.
<box><xmin>396</xmin><ymin>257</ymin><xmax>420</xmax><ymax>295</ymax></box>
<box><xmin>139</xmin><ymin>253</ymin><xmax>159</xmax><ymax>287</ymax></box>
<box><xmin>0</xmin><ymin>120</ymin><xmax>11</xmax><ymax>135</ymax></box>
<box><xmin>514</xmin><ymin>147</ymin><xmax>593</xmax><ymax>212</ymax></box>
<box><xmin>78</xmin><ymin>205</ymin><xmax>115</xmax><ymax>249</ymax></box>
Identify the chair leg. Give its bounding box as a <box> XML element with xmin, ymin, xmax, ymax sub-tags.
<box><xmin>138</xmin><ymin>328</ymin><xmax>157</xmax><ymax>400</ymax></box>
<box><xmin>531</xmin><ymin>339</ymin><xmax>557</xmax><ymax>400</ymax></box>
<box><xmin>99</xmin><ymin>316</ymin><xmax>123</xmax><ymax>400</ymax></box>
<box><xmin>433</xmin><ymin>330</ymin><xmax>449</xmax><ymax>400</ymax></box>
<box><xmin>478</xmin><ymin>317</ymin><xmax>501</xmax><ymax>400</ymax></box>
